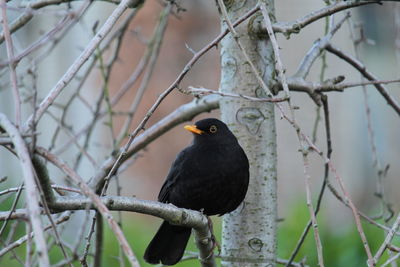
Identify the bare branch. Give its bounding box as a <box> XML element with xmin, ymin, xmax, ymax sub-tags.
<box><xmin>116</xmin><ymin>3</ymin><xmax>172</xmax><ymax>145</ymax></box>
<box><xmin>260</xmin><ymin>3</ymin><xmax>325</xmax><ymax>265</ymax></box>
<box><xmin>0</xmin><ymin>0</ymin><xmax>141</xmax><ymax>44</ymax></box>
<box><xmin>216</xmin><ymin>0</ymin><xmax>275</xmax><ymax>97</ymax></box>
<box><xmin>0</xmin><ymin>3</ymin><xmax>91</xmax><ymax>69</ymax></box>
<box><xmin>271</xmin><ymin>1</ymin><xmax>380</xmax><ymax>36</ymax></box>
<box><xmin>187</xmin><ymin>87</ymin><xmax>288</xmax><ymax>103</ymax></box>
<box><xmin>36</xmin><ymin>147</ymin><xmax>140</xmax><ymax>266</ymax></box>
<box><xmin>294</xmin><ymin>13</ymin><xmax>350</xmax><ymax>79</ymax></box>
<box><xmin>0</xmin><ymin>113</ymin><xmax>50</xmax><ymax>267</ymax></box>
<box><xmin>0</xmin><ymin>213</ymin><xmax>70</xmax><ymax>258</ymax></box>
<box><xmin>326</xmin><ymin>44</ymin><xmax>400</xmax><ymax>116</ymax></box>
<box><xmin>23</xmin><ymin>0</ymin><xmax>142</xmax><ymax>132</ymax></box>
<box><xmin>52</xmin><ymin>195</ymin><xmax>216</xmax><ymax>266</ymax></box>
<box><xmin>373</xmin><ymin>212</ymin><xmax>400</xmax><ymax>263</ymax></box>
<box><xmin>51</xmin><ymin>196</ymin><xmax>209</xmax><ymax>230</ymax></box>
<box><xmin>0</xmin><ymin>183</ymin><xmax>23</xmax><ymax>236</ymax></box>
<box><xmin>0</xmin><ymin>0</ymin><xmax>21</xmax><ymax>127</ymax></box>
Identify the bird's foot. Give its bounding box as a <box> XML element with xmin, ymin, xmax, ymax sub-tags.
<box><xmin>207</xmin><ymin>216</ymin><xmax>221</xmax><ymax>255</ymax></box>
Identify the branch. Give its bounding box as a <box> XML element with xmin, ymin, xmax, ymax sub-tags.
<box><xmin>285</xmin><ymin>95</ymin><xmax>332</xmax><ymax>267</ymax></box>
<box><xmin>260</xmin><ymin>3</ymin><xmax>325</xmax><ymax>265</ymax></box>
<box><xmin>217</xmin><ymin>0</ymin><xmax>275</xmax><ymax>97</ymax></box>
<box><xmin>294</xmin><ymin>13</ymin><xmax>350</xmax><ymax>79</ymax></box>
<box><xmin>50</xmin><ymin>196</ymin><xmax>215</xmax><ymax>266</ymax></box>
<box><xmin>116</xmin><ymin>2</ymin><xmax>172</xmax><ymax>145</ymax></box>
<box><xmin>19</xmin><ymin>0</ymin><xmax>139</xmax><ymax>9</ymax></box>
<box><xmin>35</xmin><ymin>147</ymin><xmax>140</xmax><ymax>267</ymax></box>
<box><xmin>270</xmin><ymin>1</ymin><xmax>380</xmax><ymax>36</ymax></box>
<box><xmin>373</xmin><ymin>212</ymin><xmax>400</xmax><ymax>264</ymax></box>
<box><xmin>0</xmin><ymin>3</ymin><xmax>91</xmax><ymax>69</ymax></box>
<box><xmin>326</xmin><ymin>44</ymin><xmax>400</xmax><ymax>116</ymax></box>
<box><xmin>0</xmin><ymin>0</ymin><xmax>21</xmax><ymax>127</ymax></box>
<box><xmin>186</xmin><ymin>87</ymin><xmax>288</xmax><ymax>103</ymax></box>
<box><xmin>22</xmin><ymin>0</ymin><xmax>142</xmax><ymax>132</ymax></box>
<box><xmin>0</xmin><ymin>213</ymin><xmax>70</xmax><ymax>258</ymax></box>
<box><xmin>0</xmin><ymin>113</ymin><xmax>50</xmax><ymax>267</ymax></box>
<box><xmin>0</xmin><ymin>0</ymin><xmax>141</xmax><ymax>44</ymax></box>
<box><xmin>0</xmin><ymin>209</ymin><xmax>30</xmax><ymax>221</ymax></box>
<box><xmin>50</xmin><ymin>196</ymin><xmax>209</xmax><ymax>233</ymax></box>
<box><xmin>260</xmin><ymin>4</ymin><xmax>375</xmax><ymax>265</ymax></box>
<box><xmin>307</xmin><ymin>141</ymin><xmax>375</xmax><ymax>266</ymax></box>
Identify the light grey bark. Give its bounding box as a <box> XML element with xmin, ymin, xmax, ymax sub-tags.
<box><xmin>219</xmin><ymin>1</ymin><xmax>277</xmax><ymax>266</ymax></box>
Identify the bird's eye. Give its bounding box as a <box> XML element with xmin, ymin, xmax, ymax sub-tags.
<box><xmin>209</xmin><ymin>125</ymin><xmax>217</xmax><ymax>133</ymax></box>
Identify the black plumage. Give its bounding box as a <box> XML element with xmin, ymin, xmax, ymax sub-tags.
<box><xmin>144</xmin><ymin>118</ymin><xmax>249</xmax><ymax>265</ymax></box>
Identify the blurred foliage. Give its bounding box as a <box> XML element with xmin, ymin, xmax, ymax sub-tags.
<box><xmin>0</xmin><ymin>199</ymin><xmax>399</xmax><ymax>266</ymax></box>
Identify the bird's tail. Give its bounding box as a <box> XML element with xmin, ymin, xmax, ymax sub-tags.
<box><xmin>144</xmin><ymin>221</ymin><xmax>191</xmax><ymax>265</ymax></box>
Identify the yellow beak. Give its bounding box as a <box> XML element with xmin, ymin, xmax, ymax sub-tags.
<box><xmin>184</xmin><ymin>125</ymin><xmax>204</xmax><ymax>135</ymax></box>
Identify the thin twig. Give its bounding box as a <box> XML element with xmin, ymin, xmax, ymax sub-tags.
<box><xmin>0</xmin><ymin>0</ymin><xmax>21</xmax><ymax>127</ymax></box>
<box><xmin>285</xmin><ymin>95</ymin><xmax>332</xmax><ymax>267</ymax></box>
<box><xmin>0</xmin><ymin>183</ymin><xmax>23</xmax><ymax>237</ymax></box>
<box><xmin>309</xmin><ymin>142</ymin><xmax>375</xmax><ymax>266</ymax></box>
<box><xmin>270</xmin><ymin>0</ymin><xmax>380</xmax><ymax>36</ymax></box>
<box><xmin>80</xmin><ymin>211</ymin><xmax>98</xmax><ymax>267</ymax></box>
<box><xmin>0</xmin><ymin>213</ymin><xmax>70</xmax><ymax>257</ymax></box>
<box><xmin>116</xmin><ymin>3</ymin><xmax>172</xmax><ymax>145</ymax></box>
<box><xmin>326</xmin><ymin>44</ymin><xmax>400</xmax><ymax>116</ymax></box>
<box><xmin>0</xmin><ymin>7</ymin><xmax>88</xmax><ymax>68</ymax></box>
<box><xmin>260</xmin><ymin>3</ymin><xmax>325</xmax><ymax>265</ymax></box>
<box><xmin>23</xmin><ymin>0</ymin><xmax>141</xmax><ymax>132</ymax></box>
<box><xmin>294</xmin><ymin>12</ymin><xmax>350</xmax><ymax>79</ymax></box>
<box><xmin>262</xmin><ymin>3</ymin><xmax>376</xmax><ymax>266</ymax></box>
<box><xmin>0</xmin><ymin>0</ymin><xmax>141</xmax><ymax>44</ymax></box>
<box><xmin>216</xmin><ymin>0</ymin><xmax>274</xmax><ymax>97</ymax></box>
<box><xmin>374</xmin><ymin>213</ymin><xmax>400</xmax><ymax>263</ymax></box>
<box><xmin>73</xmin><ymin>8</ymin><xmax>138</xmax><ymax>171</ymax></box>
<box><xmin>187</xmin><ymin>87</ymin><xmax>288</xmax><ymax>103</ymax></box>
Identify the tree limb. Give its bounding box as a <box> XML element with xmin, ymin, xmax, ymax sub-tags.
<box><xmin>36</xmin><ymin>146</ymin><xmax>140</xmax><ymax>267</ymax></box>
<box><xmin>0</xmin><ymin>0</ymin><xmax>142</xmax><ymax>44</ymax></box>
<box><xmin>269</xmin><ymin>1</ymin><xmax>380</xmax><ymax>36</ymax></box>
<box><xmin>0</xmin><ymin>113</ymin><xmax>50</xmax><ymax>267</ymax></box>
<box><xmin>22</xmin><ymin>0</ymin><xmax>142</xmax><ymax>132</ymax></box>
<box><xmin>326</xmin><ymin>44</ymin><xmax>400</xmax><ymax>116</ymax></box>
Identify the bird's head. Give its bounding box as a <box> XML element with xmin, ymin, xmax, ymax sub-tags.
<box><xmin>184</xmin><ymin>118</ymin><xmax>236</xmax><ymax>144</ymax></box>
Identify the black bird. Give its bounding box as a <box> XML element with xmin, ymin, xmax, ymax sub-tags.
<box><xmin>143</xmin><ymin>118</ymin><xmax>249</xmax><ymax>265</ymax></box>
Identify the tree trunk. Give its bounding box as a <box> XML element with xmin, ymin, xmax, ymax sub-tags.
<box><xmin>219</xmin><ymin>1</ymin><xmax>277</xmax><ymax>266</ymax></box>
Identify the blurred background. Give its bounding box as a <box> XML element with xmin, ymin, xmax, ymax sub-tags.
<box><xmin>1</xmin><ymin>0</ymin><xmax>400</xmax><ymax>266</ymax></box>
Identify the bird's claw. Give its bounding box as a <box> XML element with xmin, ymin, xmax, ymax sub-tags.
<box><xmin>206</xmin><ymin>216</ymin><xmax>221</xmax><ymax>254</ymax></box>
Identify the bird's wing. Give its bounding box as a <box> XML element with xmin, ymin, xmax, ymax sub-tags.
<box><xmin>157</xmin><ymin>149</ymin><xmax>187</xmax><ymax>203</ymax></box>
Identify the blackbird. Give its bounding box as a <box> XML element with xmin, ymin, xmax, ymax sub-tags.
<box><xmin>143</xmin><ymin>118</ymin><xmax>249</xmax><ymax>265</ymax></box>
